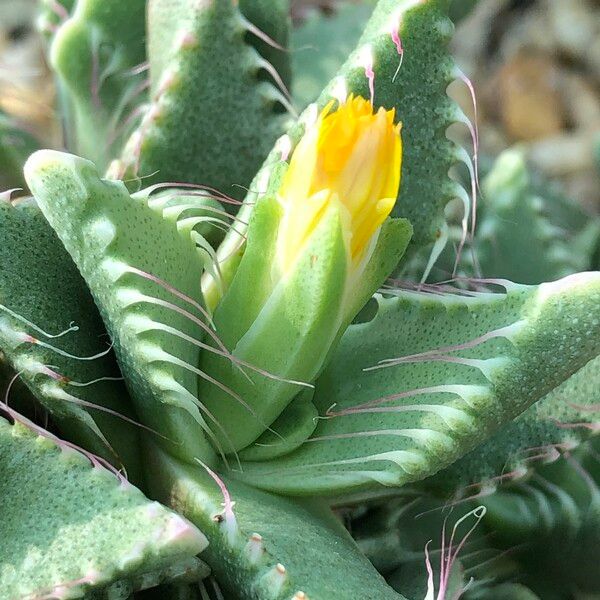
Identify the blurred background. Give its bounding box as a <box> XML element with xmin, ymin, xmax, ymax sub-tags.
<box><xmin>1</xmin><ymin>0</ymin><xmax>599</xmax><ymax>211</ymax></box>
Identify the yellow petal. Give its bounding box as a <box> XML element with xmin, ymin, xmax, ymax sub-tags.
<box><xmin>277</xmin><ymin>95</ymin><xmax>403</xmax><ymax>272</ymax></box>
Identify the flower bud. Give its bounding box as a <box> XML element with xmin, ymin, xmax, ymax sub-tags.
<box><xmin>277</xmin><ymin>95</ymin><xmax>402</xmax><ymax>275</ymax></box>
<box><xmin>198</xmin><ymin>96</ymin><xmax>411</xmax><ymax>454</ymax></box>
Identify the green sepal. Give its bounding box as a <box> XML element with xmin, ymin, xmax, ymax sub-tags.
<box><xmin>345</xmin><ymin>217</ymin><xmax>413</xmax><ymax>323</ymax></box>
<box><xmin>202</xmin><ymin>161</ymin><xmax>289</xmax><ymax>313</ymax></box>
<box><xmin>238</xmin><ymin>389</ymin><xmax>319</xmax><ymax>462</ymax></box>
<box><xmin>199</xmin><ymin>200</ymin><xmax>348</xmax><ymax>452</ymax></box>
<box><xmin>208</xmin><ymin>197</ymin><xmax>283</xmax><ymax>349</ymax></box>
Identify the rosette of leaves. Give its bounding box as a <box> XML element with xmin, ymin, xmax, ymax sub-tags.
<box><xmin>0</xmin><ymin>1</ymin><xmax>599</xmax><ymax>598</ymax></box>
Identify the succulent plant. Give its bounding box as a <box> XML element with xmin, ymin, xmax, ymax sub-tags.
<box><xmin>1</xmin><ymin>1</ymin><xmax>599</xmax><ymax>598</ymax></box>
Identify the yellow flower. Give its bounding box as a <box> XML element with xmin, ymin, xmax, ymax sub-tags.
<box><xmin>277</xmin><ymin>94</ymin><xmax>402</xmax><ymax>273</ymax></box>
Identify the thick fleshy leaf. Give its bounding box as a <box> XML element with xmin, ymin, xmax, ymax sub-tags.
<box><xmin>38</xmin><ymin>0</ymin><xmax>76</xmax><ymax>38</ymax></box>
<box><xmin>424</xmin><ymin>355</ymin><xmax>600</xmax><ymax>497</ymax></box>
<box><xmin>146</xmin><ymin>438</ymin><xmax>405</xmax><ymax>600</ymax></box>
<box><xmin>291</xmin><ymin>3</ymin><xmax>374</xmax><ymax>107</ymax></box>
<box><xmin>479</xmin><ymin>440</ymin><xmax>600</xmax><ymax>598</ymax></box>
<box><xmin>448</xmin><ymin>0</ymin><xmax>480</xmax><ymax>23</ymax></box>
<box><xmin>111</xmin><ymin>0</ymin><xmax>291</xmax><ymax>198</ymax></box>
<box><xmin>0</xmin><ymin>417</ymin><xmax>207</xmax><ymax>599</ymax></box>
<box><xmin>0</xmin><ymin>196</ymin><xmax>141</xmax><ymax>478</ymax></box>
<box><xmin>233</xmin><ymin>274</ymin><xmax>600</xmax><ymax>496</ymax></box>
<box><xmin>407</xmin><ymin>149</ymin><xmax>600</xmax><ymax>285</ymax></box>
<box><xmin>0</xmin><ymin>111</ymin><xmax>40</xmax><ymax>190</ymax></box>
<box><xmin>351</xmin><ymin>494</ymin><xmax>518</xmax><ymax>598</ymax></box>
<box><xmin>464</xmin><ymin>584</ymin><xmax>542</xmax><ymax>600</ymax></box>
<box><xmin>25</xmin><ymin>150</ymin><xmax>215</xmax><ymax>464</ymax></box>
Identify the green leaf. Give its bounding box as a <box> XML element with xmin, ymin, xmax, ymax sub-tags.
<box><xmin>232</xmin><ymin>274</ymin><xmax>600</xmax><ymax>496</ymax></box>
<box><xmin>1</xmin><ymin>350</ymin><xmax>38</xmax><ymax>421</ymax></box>
<box><xmin>238</xmin><ymin>0</ymin><xmax>291</xmax><ymax>88</ymax></box>
<box><xmin>25</xmin><ymin>150</ymin><xmax>215</xmax><ymax>464</ymax></box>
<box><xmin>387</xmin><ymin>559</ymin><xmax>465</xmax><ymax>600</ymax></box>
<box><xmin>38</xmin><ymin>0</ymin><xmax>76</xmax><ymax>39</ymax></box>
<box><xmin>407</xmin><ymin>149</ymin><xmax>600</xmax><ymax>285</ymax></box>
<box><xmin>0</xmin><ymin>417</ymin><xmax>207</xmax><ymax>599</ymax></box>
<box><xmin>465</xmin><ymin>584</ymin><xmax>541</xmax><ymax>600</ymax></box>
<box><xmin>83</xmin><ymin>557</ymin><xmax>208</xmax><ymax>598</ymax></box>
<box><xmin>111</xmin><ymin>0</ymin><xmax>291</xmax><ymax>199</ymax></box>
<box><xmin>146</xmin><ymin>438</ymin><xmax>406</xmax><ymax>600</ymax></box>
<box><xmin>0</xmin><ymin>196</ymin><xmax>142</xmax><ymax>479</ymax></box>
<box><xmin>237</xmin><ymin>390</ymin><xmax>319</xmax><ymax>462</ymax></box>
<box><xmin>479</xmin><ymin>440</ymin><xmax>600</xmax><ymax>597</ymax></box>
<box><xmin>448</xmin><ymin>0</ymin><xmax>480</xmax><ymax>23</ymax></box>
<box><xmin>50</xmin><ymin>0</ymin><xmax>147</xmax><ymax>169</ymax></box>
<box><xmin>423</xmin><ymin>354</ymin><xmax>600</xmax><ymax>497</ymax></box>
<box><xmin>352</xmin><ymin>497</ymin><xmax>499</xmax><ymax>598</ymax></box>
